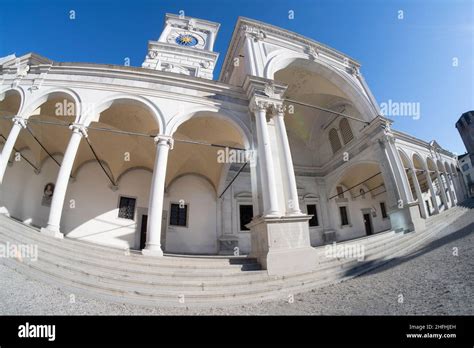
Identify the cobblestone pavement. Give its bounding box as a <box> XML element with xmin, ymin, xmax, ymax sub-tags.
<box><xmin>0</xmin><ymin>212</ymin><xmax>472</xmax><ymax>315</ymax></box>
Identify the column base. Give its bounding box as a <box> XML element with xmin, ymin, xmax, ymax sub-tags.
<box><xmin>40</xmin><ymin>226</ymin><xmax>64</xmax><ymax>239</ymax></box>
<box><xmin>263</xmin><ymin>211</ymin><xmax>281</xmax><ymax>218</ymax></box>
<box><xmin>285</xmin><ymin>210</ymin><xmax>304</xmax><ymax>217</ymax></box>
<box><xmin>387</xmin><ymin>202</ymin><xmax>425</xmax><ymax>234</ymax></box>
<box><xmin>247</xmin><ymin>215</ymin><xmax>316</xmax><ymax>276</ymax></box>
<box><xmin>142</xmin><ymin>245</ymin><xmax>164</xmax><ymax>257</ymax></box>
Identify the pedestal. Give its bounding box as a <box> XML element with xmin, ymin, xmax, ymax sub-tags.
<box><xmin>247</xmin><ymin>215</ymin><xmax>317</xmax><ymax>275</ymax></box>
<box><xmin>387</xmin><ymin>202</ymin><xmax>425</xmax><ymax>234</ymax></box>
<box><xmin>40</xmin><ymin>227</ymin><xmax>64</xmax><ymax>239</ymax></box>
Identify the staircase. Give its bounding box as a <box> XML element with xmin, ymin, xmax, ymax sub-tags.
<box><xmin>0</xmin><ymin>200</ymin><xmax>472</xmax><ymax>307</ymax></box>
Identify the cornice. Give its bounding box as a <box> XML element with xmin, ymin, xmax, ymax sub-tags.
<box><xmin>392</xmin><ymin>130</ymin><xmax>456</xmax><ymax>159</ymax></box>
<box><xmin>219</xmin><ymin>17</ymin><xmax>361</xmax><ymax>83</ymax></box>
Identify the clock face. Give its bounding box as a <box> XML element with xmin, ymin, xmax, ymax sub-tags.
<box><xmin>167</xmin><ymin>30</ymin><xmax>205</xmax><ymax>49</ymax></box>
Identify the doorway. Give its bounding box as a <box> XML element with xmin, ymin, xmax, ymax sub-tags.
<box><xmin>139</xmin><ymin>214</ymin><xmax>148</xmax><ymax>250</ymax></box>
<box><xmin>363</xmin><ymin>213</ymin><xmax>373</xmax><ymax>235</ymax></box>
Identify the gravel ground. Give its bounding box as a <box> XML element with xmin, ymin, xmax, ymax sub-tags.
<box><xmin>0</xmin><ymin>212</ymin><xmax>473</xmax><ymax>315</ymax></box>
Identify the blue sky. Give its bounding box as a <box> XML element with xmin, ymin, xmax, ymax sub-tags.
<box><xmin>0</xmin><ymin>0</ymin><xmax>472</xmax><ymax>154</ymax></box>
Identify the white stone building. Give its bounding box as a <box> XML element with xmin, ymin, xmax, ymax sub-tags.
<box><xmin>0</xmin><ymin>15</ymin><xmax>466</xmax><ymax>275</ymax></box>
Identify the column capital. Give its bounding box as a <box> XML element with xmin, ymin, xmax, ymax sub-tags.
<box><xmin>249</xmin><ymin>96</ymin><xmax>285</xmax><ymax>115</ymax></box>
<box><xmin>153</xmin><ymin>134</ymin><xmax>174</xmax><ymax>149</ymax></box>
<box><xmin>12</xmin><ymin>116</ymin><xmax>27</xmax><ymax>129</ymax></box>
<box><xmin>270</xmin><ymin>103</ymin><xmax>285</xmax><ymax>117</ymax></box>
<box><xmin>249</xmin><ymin>97</ymin><xmax>270</xmax><ymax>113</ymax></box>
<box><xmin>68</xmin><ymin>123</ymin><xmax>88</xmax><ymax>138</ymax></box>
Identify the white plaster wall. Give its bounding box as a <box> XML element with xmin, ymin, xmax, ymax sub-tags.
<box><xmin>0</xmin><ymin>150</ymin><xmax>60</xmax><ymax>228</ymax></box>
<box><xmin>62</xmin><ymin>163</ymin><xmax>152</xmax><ymax>250</ymax></box>
<box><xmin>329</xmin><ymin>192</ymin><xmax>392</xmax><ymax>242</ymax></box>
<box><xmin>164</xmin><ymin>174</ymin><xmax>218</xmax><ymax>254</ymax></box>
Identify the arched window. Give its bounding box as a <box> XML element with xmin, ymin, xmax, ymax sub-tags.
<box><xmin>339</xmin><ymin>118</ymin><xmax>354</xmax><ymax>144</ymax></box>
<box><xmin>329</xmin><ymin>128</ymin><xmax>342</xmax><ymax>154</ymax></box>
<box><xmin>359</xmin><ymin>188</ymin><xmax>365</xmax><ymax>199</ymax></box>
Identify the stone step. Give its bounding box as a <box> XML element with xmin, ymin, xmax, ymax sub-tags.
<box><xmin>0</xmin><ymin>210</ymin><xmax>445</xmax><ymax>294</ymax></box>
<box><xmin>0</xmin><ymin>230</ymin><xmax>263</xmax><ymax>278</ymax></box>
<box><xmin>0</xmin><ymin>200</ymin><xmax>470</xmax><ymax>306</ymax></box>
<box><xmin>0</xmin><ymin>215</ymin><xmax>258</xmax><ymax>266</ymax></box>
<box><xmin>0</xmin><ymin>220</ymin><xmax>260</xmax><ymax>270</ymax></box>
<box><xmin>0</xmin><ymin>202</ymin><xmax>464</xmax><ymax>287</ymax></box>
<box><xmin>0</xmin><ymin>219</ymin><xmax>411</xmax><ymax>281</ymax></box>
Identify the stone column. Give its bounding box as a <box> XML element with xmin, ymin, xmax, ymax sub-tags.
<box><xmin>272</xmin><ymin>107</ymin><xmax>302</xmax><ymax>215</ymax></box>
<box><xmin>434</xmin><ymin>169</ymin><xmax>449</xmax><ymax>210</ymax></box>
<box><xmin>424</xmin><ymin>169</ymin><xmax>440</xmax><ymax>215</ymax></box>
<box><xmin>252</xmin><ymin>101</ymin><xmax>280</xmax><ymax>216</ymax></box>
<box><xmin>142</xmin><ymin>135</ymin><xmax>173</xmax><ymax>257</ymax></box>
<box><xmin>0</xmin><ymin>116</ymin><xmax>27</xmax><ymax>184</ymax></box>
<box><xmin>407</xmin><ymin>167</ymin><xmax>428</xmax><ymax>219</ymax></box>
<box><xmin>376</xmin><ymin>131</ymin><xmax>425</xmax><ymax>232</ymax></box>
<box><xmin>445</xmin><ymin>173</ymin><xmax>456</xmax><ymax>204</ymax></box>
<box><xmin>41</xmin><ymin>124</ymin><xmax>87</xmax><ymax>238</ymax></box>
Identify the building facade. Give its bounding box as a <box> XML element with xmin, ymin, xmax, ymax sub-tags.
<box><xmin>0</xmin><ymin>15</ymin><xmax>465</xmax><ymax>275</ymax></box>
<box><xmin>456</xmin><ymin>111</ymin><xmax>474</xmax><ymax>197</ymax></box>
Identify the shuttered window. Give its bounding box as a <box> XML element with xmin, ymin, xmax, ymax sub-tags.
<box><xmin>329</xmin><ymin>128</ymin><xmax>342</xmax><ymax>154</ymax></box>
<box><xmin>339</xmin><ymin>118</ymin><xmax>354</xmax><ymax>144</ymax></box>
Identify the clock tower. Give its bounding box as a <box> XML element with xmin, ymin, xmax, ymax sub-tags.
<box><xmin>142</xmin><ymin>14</ymin><xmax>220</xmax><ymax>80</ymax></box>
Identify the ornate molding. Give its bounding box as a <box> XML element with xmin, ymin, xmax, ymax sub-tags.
<box><xmin>154</xmin><ymin>134</ymin><xmax>174</xmax><ymax>149</ymax></box>
<box><xmin>12</xmin><ymin>116</ymin><xmax>27</xmax><ymax>129</ymax></box>
<box><xmin>305</xmin><ymin>45</ymin><xmax>319</xmax><ymax>61</ymax></box>
<box><xmin>263</xmin><ymin>81</ymin><xmax>283</xmax><ymax>99</ymax></box>
<box><xmin>249</xmin><ymin>96</ymin><xmax>284</xmax><ymax>115</ymax></box>
<box><xmin>69</xmin><ymin>123</ymin><xmax>88</xmax><ymax>138</ymax></box>
<box><xmin>242</xmin><ymin>24</ymin><xmax>266</xmax><ymax>42</ymax></box>
<box><xmin>12</xmin><ymin>59</ymin><xmax>30</xmax><ymax>87</ymax></box>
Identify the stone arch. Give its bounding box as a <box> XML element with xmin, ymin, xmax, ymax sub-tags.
<box><xmin>71</xmin><ymin>158</ymin><xmax>115</xmax><ymax>183</ymax></box>
<box><xmin>327</xmin><ymin>161</ymin><xmax>391</xmax><ymax>240</ymax></box>
<box><xmin>0</xmin><ymin>87</ymin><xmax>24</xmax><ymax>116</ymax></box>
<box><xmin>37</xmin><ymin>152</ymin><xmax>64</xmax><ymax>172</ymax></box>
<box><xmin>263</xmin><ymin>50</ymin><xmax>378</xmax><ymax>119</ymax></box>
<box><xmin>73</xmin><ymin>96</ymin><xmax>162</xmax><ymax>185</ymax></box>
<box><xmin>328</xmin><ymin>160</ymin><xmax>385</xmax><ymax>200</ymax></box>
<box><xmin>21</xmin><ymin>88</ymin><xmax>82</xmax><ymax>122</ymax></box>
<box><xmin>165</xmin><ymin>172</ymin><xmax>218</xmax><ymax>195</ymax></box>
<box><xmin>167</xmin><ymin>106</ymin><xmax>251</xmax><ymax>149</ymax></box>
<box><xmin>116</xmin><ymin>166</ymin><xmax>153</xmax><ymax>185</ymax></box>
<box><xmin>82</xmin><ymin>94</ymin><xmax>165</xmax><ymax>133</ymax></box>
<box><xmin>0</xmin><ymin>88</ymin><xmax>24</xmax><ymax>143</ymax></box>
<box><xmin>165</xmin><ymin>109</ymin><xmax>251</xmax><ymax>193</ymax></box>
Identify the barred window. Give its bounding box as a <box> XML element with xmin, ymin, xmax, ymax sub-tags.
<box><xmin>170</xmin><ymin>203</ymin><xmax>188</xmax><ymax>227</ymax></box>
<box><xmin>339</xmin><ymin>118</ymin><xmax>354</xmax><ymax>144</ymax></box>
<box><xmin>329</xmin><ymin>128</ymin><xmax>342</xmax><ymax>154</ymax></box>
<box><xmin>118</xmin><ymin>196</ymin><xmax>136</xmax><ymax>220</ymax></box>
